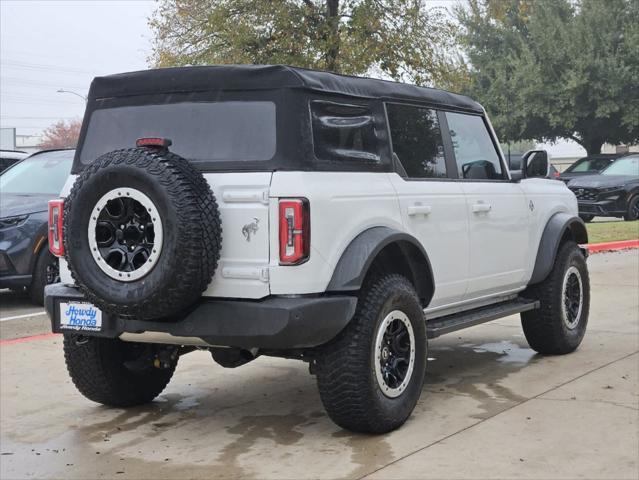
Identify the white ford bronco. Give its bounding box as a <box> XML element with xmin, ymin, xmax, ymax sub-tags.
<box><xmin>45</xmin><ymin>65</ymin><xmax>589</xmax><ymax>433</ymax></box>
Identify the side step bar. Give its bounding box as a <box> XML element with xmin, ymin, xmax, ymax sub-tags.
<box><xmin>426</xmin><ymin>298</ymin><xmax>539</xmax><ymax>339</ymax></box>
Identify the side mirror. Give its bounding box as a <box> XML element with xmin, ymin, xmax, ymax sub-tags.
<box><xmin>522</xmin><ymin>150</ymin><xmax>550</xmax><ymax>179</ymax></box>
<box><xmin>510</xmin><ymin>170</ymin><xmax>523</xmax><ymax>181</ymax></box>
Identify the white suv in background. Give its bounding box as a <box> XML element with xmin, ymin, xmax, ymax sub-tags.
<box><xmin>45</xmin><ymin>65</ymin><xmax>590</xmax><ymax>433</ymax></box>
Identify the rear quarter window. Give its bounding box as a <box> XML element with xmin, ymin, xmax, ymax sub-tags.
<box><xmin>311</xmin><ymin>101</ymin><xmax>381</xmax><ymax>164</ymax></box>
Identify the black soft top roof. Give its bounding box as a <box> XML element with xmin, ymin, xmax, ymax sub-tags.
<box><xmin>88</xmin><ymin>65</ymin><xmax>483</xmax><ymax>113</ymax></box>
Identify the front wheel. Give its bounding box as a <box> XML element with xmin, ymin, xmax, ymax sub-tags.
<box><xmin>63</xmin><ymin>335</ymin><xmax>177</xmax><ymax>407</ymax></box>
<box><xmin>624</xmin><ymin>195</ymin><xmax>639</xmax><ymax>221</ymax></box>
<box><xmin>521</xmin><ymin>241</ymin><xmax>590</xmax><ymax>354</ymax></box>
<box><xmin>315</xmin><ymin>274</ymin><xmax>426</xmax><ymax>433</ymax></box>
<box><xmin>579</xmin><ymin>214</ymin><xmax>594</xmax><ymax>223</ymax></box>
<box><xmin>28</xmin><ymin>247</ymin><xmax>59</xmax><ymax>305</ymax></box>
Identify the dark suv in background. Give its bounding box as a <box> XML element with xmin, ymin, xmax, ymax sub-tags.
<box><xmin>0</xmin><ymin>149</ymin><xmax>74</xmax><ymax>303</ymax></box>
<box><xmin>567</xmin><ymin>154</ymin><xmax>639</xmax><ymax>222</ymax></box>
<box><xmin>559</xmin><ymin>153</ymin><xmax>626</xmax><ymax>183</ymax></box>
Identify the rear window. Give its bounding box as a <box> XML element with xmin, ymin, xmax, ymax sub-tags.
<box><xmin>79</xmin><ymin>101</ymin><xmax>276</xmax><ymax>165</ymax></box>
<box><xmin>311</xmin><ymin>101</ymin><xmax>380</xmax><ymax>163</ymax></box>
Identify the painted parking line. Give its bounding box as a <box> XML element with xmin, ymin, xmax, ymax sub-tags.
<box><xmin>0</xmin><ymin>332</ymin><xmax>59</xmax><ymax>346</ymax></box>
<box><xmin>0</xmin><ymin>311</ymin><xmax>47</xmax><ymax>322</ymax></box>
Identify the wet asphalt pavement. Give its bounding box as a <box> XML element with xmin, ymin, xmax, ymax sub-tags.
<box><xmin>0</xmin><ymin>250</ymin><xmax>637</xmax><ymax>479</ymax></box>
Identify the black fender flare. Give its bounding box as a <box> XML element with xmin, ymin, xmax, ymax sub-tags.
<box><xmin>326</xmin><ymin>226</ymin><xmax>435</xmax><ymax>304</ymax></box>
<box><xmin>529</xmin><ymin>212</ymin><xmax>588</xmax><ymax>285</ymax></box>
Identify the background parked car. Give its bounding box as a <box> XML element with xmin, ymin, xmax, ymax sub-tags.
<box><xmin>0</xmin><ymin>149</ymin><xmax>74</xmax><ymax>304</ymax></box>
<box><xmin>559</xmin><ymin>153</ymin><xmax>626</xmax><ymax>183</ymax></box>
<box><xmin>0</xmin><ymin>150</ymin><xmax>29</xmax><ymax>173</ymax></box>
<box><xmin>567</xmin><ymin>154</ymin><xmax>639</xmax><ymax>222</ymax></box>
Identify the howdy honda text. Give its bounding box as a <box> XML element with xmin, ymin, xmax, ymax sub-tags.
<box><xmin>59</xmin><ymin>302</ymin><xmax>102</xmax><ymax>331</ymax></box>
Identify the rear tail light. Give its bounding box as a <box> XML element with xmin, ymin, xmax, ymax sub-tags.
<box><xmin>279</xmin><ymin>198</ymin><xmax>310</xmax><ymax>265</ymax></box>
<box><xmin>48</xmin><ymin>199</ymin><xmax>65</xmax><ymax>257</ymax></box>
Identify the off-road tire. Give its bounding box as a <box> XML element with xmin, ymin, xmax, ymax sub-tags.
<box><xmin>579</xmin><ymin>214</ymin><xmax>594</xmax><ymax>223</ymax></box>
<box><xmin>64</xmin><ymin>148</ymin><xmax>221</xmax><ymax>319</ymax></box>
<box><xmin>28</xmin><ymin>247</ymin><xmax>57</xmax><ymax>305</ymax></box>
<box><xmin>521</xmin><ymin>241</ymin><xmax>589</xmax><ymax>354</ymax></box>
<box><xmin>624</xmin><ymin>195</ymin><xmax>639</xmax><ymax>221</ymax></box>
<box><xmin>315</xmin><ymin>274</ymin><xmax>426</xmax><ymax>433</ymax></box>
<box><xmin>63</xmin><ymin>335</ymin><xmax>176</xmax><ymax>407</ymax></box>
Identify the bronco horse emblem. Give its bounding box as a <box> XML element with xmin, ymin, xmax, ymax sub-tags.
<box><xmin>242</xmin><ymin>218</ymin><xmax>260</xmax><ymax>242</ymax></box>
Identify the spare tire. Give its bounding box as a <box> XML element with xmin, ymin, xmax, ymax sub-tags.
<box><xmin>64</xmin><ymin>147</ymin><xmax>222</xmax><ymax>320</ymax></box>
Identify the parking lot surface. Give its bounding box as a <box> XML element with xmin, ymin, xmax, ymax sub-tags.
<box><xmin>1</xmin><ymin>250</ymin><xmax>638</xmax><ymax>479</ymax></box>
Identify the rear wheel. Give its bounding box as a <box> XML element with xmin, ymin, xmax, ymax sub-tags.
<box><xmin>624</xmin><ymin>195</ymin><xmax>639</xmax><ymax>221</ymax></box>
<box><xmin>521</xmin><ymin>241</ymin><xmax>589</xmax><ymax>354</ymax></box>
<box><xmin>315</xmin><ymin>274</ymin><xmax>426</xmax><ymax>433</ymax></box>
<box><xmin>63</xmin><ymin>335</ymin><xmax>177</xmax><ymax>407</ymax></box>
<box><xmin>579</xmin><ymin>214</ymin><xmax>594</xmax><ymax>223</ymax></box>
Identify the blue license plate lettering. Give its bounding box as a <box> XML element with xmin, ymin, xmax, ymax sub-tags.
<box><xmin>59</xmin><ymin>302</ymin><xmax>102</xmax><ymax>332</ymax></box>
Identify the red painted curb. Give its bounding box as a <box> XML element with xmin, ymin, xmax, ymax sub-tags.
<box><xmin>586</xmin><ymin>239</ymin><xmax>639</xmax><ymax>253</ymax></box>
<box><xmin>0</xmin><ymin>332</ymin><xmax>60</xmax><ymax>346</ymax></box>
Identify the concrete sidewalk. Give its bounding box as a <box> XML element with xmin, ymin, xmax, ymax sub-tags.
<box><xmin>1</xmin><ymin>250</ymin><xmax>637</xmax><ymax>479</ymax></box>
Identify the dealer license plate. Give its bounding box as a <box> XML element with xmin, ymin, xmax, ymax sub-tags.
<box><xmin>59</xmin><ymin>302</ymin><xmax>102</xmax><ymax>332</ymax></box>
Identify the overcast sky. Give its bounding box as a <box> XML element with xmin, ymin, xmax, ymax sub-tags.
<box><xmin>1</xmin><ymin>0</ymin><xmax>156</xmax><ymax>135</ymax></box>
<box><xmin>0</xmin><ymin>0</ymin><xmax>585</xmax><ymax>156</ymax></box>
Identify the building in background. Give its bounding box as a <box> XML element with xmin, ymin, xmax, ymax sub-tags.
<box><xmin>0</xmin><ymin>128</ymin><xmax>42</xmax><ymax>154</ymax></box>
<box><xmin>602</xmin><ymin>143</ymin><xmax>639</xmax><ymax>155</ymax></box>
<box><xmin>0</xmin><ymin>127</ymin><xmax>17</xmax><ymax>150</ymax></box>
<box><xmin>15</xmin><ymin>133</ymin><xmax>42</xmax><ymax>154</ymax></box>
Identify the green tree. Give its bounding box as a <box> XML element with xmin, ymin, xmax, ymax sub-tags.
<box><xmin>149</xmin><ymin>0</ymin><xmax>462</xmax><ymax>87</ymax></box>
<box><xmin>457</xmin><ymin>0</ymin><xmax>639</xmax><ymax>154</ymax></box>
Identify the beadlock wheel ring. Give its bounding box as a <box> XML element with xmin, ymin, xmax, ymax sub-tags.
<box><xmin>374</xmin><ymin>310</ymin><xmax>416</xmax><ymax>398</ymax></box>
<box><xmin>562</xmin><ymin>265</ymin><xmax>583</xmax><ymax>330</ymax></box>
<box><xmin>87</xmin><ymin>187</ymin><xmax>163</xmax><ymax>282</ymax></box>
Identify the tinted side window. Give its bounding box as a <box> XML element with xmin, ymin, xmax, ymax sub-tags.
<box><xmin>386</xmin><ymin>104</ymin><xmax>447</xmax><ymax>178</ymax></box>
<box><xmin>311</xmin><ymin>101</ymin><xmax>380</xmax><ymax>163</ymax></box>
<box><xmin>446</xmin><ymin>112</ymin><xmax>504</xmax><ymax>180</ymax></box>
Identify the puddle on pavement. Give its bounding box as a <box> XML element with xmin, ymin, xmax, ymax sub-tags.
<box><xmin>215</xmin><ymin>412</ymin><xmax>307</xmax><ymax>478</ymax></box>
<box><xmin>471</xmin><ymin>340</ymin><xmax>537</xmax><ymax>364</ymax></box>
<box><xmin>332</xmin><ymin>430</ymin><xmax>395</xmax><ymax>479</ymax></box>
<box><xmin>424</xmin><ymin>336</ymin><xmax>538</xmax><ymax>418</ymax></box>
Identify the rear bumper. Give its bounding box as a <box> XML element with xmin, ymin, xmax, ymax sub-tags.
<box><xmin>45</xmin><ymin>283</ymin><xmax>357</xmax><ymax>349</ymax></box>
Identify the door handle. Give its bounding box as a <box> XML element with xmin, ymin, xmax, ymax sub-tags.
<box><xmin>408</xmin><ymin>205</ymin><xmax>432</xmax><ymax>216</ymax></box>
<box><xmin>472</xmin><ymin>203</ymin><xmax>492</xmax><ymax>213</ymax></box>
